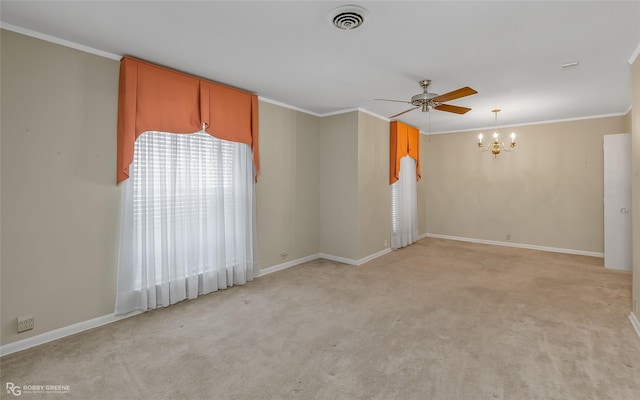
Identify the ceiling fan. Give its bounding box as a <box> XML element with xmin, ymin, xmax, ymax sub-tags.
<box><xmin>376</xmin><ymin>79</ymin><xmax>478</xmax><ymax>119</ymax></box>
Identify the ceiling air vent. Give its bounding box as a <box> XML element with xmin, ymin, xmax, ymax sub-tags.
<box><xmin>329</xmin><ymin>5</ymin><xmax>370</xmax><ymax>30</ymax></box>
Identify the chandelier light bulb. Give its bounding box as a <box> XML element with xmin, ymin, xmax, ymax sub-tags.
<box><xmin>476</xmin><ymin>109</ymin><xmax>517</xmax><ymax>157</ymax></box>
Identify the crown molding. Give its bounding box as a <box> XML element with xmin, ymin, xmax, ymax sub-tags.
<box><xmin>3</xmin><ymin>23</ymin><xmax>632</xmax><ymax>135</ymax></box>
<box><xmin>356</xmin><ymin>107</ymin><xmax>390</xmax><ymax>122</ymax></box>
<box><xmin>257</xmin><ymin>96</ymin><xmax>322</xmax><ymax>117</ymax></box>
<box><xmin>434</xmin><ymin>111</ymin><xmax>630</xmax><ymax>135</ymax></box>
<box><xmin>1</xmin><ymin>23</ymin><xmax>121</xmax><ymax>60</ymax></box>
<box><xmin>629</xmin><ymin>41</ymin><xmax>640</xmax><ymax>65</ymax></box>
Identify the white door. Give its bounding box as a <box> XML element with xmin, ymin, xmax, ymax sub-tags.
<box><xmin>604</xmin><ymin>133</ymin><xmax>632</xmax><ymax>271</ymax></box>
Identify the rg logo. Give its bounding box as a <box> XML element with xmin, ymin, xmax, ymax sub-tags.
<box><xmin>5</xmin><ymin>382</ymin><xmax>21</xmax><ymax>396</ymax></box>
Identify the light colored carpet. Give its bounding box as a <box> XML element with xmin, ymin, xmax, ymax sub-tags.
<box><xmin>2</xmin><ymin>238</ymin><xmax>639</xmax><ymax>399</ymax></box>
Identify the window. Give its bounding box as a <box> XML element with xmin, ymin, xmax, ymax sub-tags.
<box><xmin>115</xmin><ymin>130</ymin><xmax>257</xmax><ymax>315</ymax></box>
<box><xmin>391</xmin><ymin>155</ymin><xmax>418</xmax><ymax>249</ymax></box>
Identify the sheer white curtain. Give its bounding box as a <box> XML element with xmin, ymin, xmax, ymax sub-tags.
<box><xmin>391</xmin><ymin>155</ymin><xmax>418</xmax><ymax>249</ymax></box>
<box><xmin>115</xmin><ymin>131</ymin><xmax>258</xmax><ymax>315</ymax></box>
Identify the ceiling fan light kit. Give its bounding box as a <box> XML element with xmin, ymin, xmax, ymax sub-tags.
<box><xmin>375</xmin><ymin>79</ymin><xmax>478</xmax><ymax>119</ymax></box>
<box><xmin>477</xmin><ymin>109</ymin><xmax>516</xmax><ymax>157</ymax></box>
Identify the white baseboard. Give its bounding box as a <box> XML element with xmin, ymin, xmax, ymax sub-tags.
<box><xmin>1</xmin><ymin>248</ymin><xmax>392</xmax><ymax>356</ymax></box>
<box><xmin>425</xmin><ymin>233</ymin><xmax>604</xmax><ymax>258</ymax></box>
<box><xmin>356</xmin><ymin>248</ymin><xmax>392</xmax><ymax>265</ymax></box>
<box><xmin>318</xmin><ymin>248</ymin><xmax>391</xmax><ymax>266</ymax></box>
<box><xmin>318</xmin><ymin>253</ymin><xmax>359</xmax><ymax>265</ymax></box>
<box><xmin>257</xmin><ymin>254</ymin><xmax>320</xmax><ymax>277</ymax></box>
<box><xmin>604</xmin><ymin>264</ymin><xmax>633</xmax><ymax>272</ymax></box>
<box><xmin>0</xmin><ymin>311</ymin><xmax>142</xmax><ymax>357</ymax></box>
<box><xmin>630</xmin><ymin>312</ymin><xmax>640</xmax><ymax>340</ymax></box>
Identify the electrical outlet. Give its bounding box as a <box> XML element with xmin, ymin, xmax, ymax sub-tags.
<box><xmin>17</xmin><ymin>315</ymin><xmax>34</xmax><ymax>333</ymax></box>
<box><xmin>384</xmin><ymin>239</ymin><xmax>388</xmax><ymax>247</ymax></box>
<box><xmin>506</xmin><ymin>234</ymin><xmax>511</xmax><ymax>241</ymax></box>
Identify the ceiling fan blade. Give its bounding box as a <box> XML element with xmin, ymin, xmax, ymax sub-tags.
<box><xmin>432</xmin><ymin>87</ymin><xmax>477</xmax><ymax>103</ymax></box>
<box><xmin>390</xmin><ymin>106</ymin><xmax>420</xmax><ymax>118</ymax></box>
<box><xmin>374</xmin><ymin>98</ymin><xmax>412</xmax><ymax>104</ymax></box>
<box><xmin>434</xmin><ymin>104</ymin><xmax>472</xmax><ymax>114</ymax></box>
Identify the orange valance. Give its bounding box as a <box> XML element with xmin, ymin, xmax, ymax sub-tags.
<box><xmin>117</xmin><ymin>56</ymin><xmax>259</xmax><ymax>183</ymax></box>
<box><xmin>390</xmin><ymin>120</ymin><xmax>421</xmax><ymax>185</ymax></box>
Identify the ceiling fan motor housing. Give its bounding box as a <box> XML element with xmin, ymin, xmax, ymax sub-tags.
<box><xmin>411</xmin><ymin>79</ymin><xmax>439</xmax><ymax>109</ymax></box>
<box><xmin>411</xmin><ymin>92</ymin><xmax>439</xmax><ymax>107</ymax></box>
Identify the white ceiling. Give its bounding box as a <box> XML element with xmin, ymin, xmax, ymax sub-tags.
<box><xmin>2</xmin><ymin>1</ymin><xmax>639</xmax><ymax>133</ymax></box>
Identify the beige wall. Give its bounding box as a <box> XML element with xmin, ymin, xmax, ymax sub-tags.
<box><xmin>256</xmin><ymin>102</ymin><xmax>320</xmax><ymax>267</ymax></box>
<box><xmin>417</xmin><ymin>134</ymin><xmax>430</xmax><ymax>236</ymax></box>
<box><xmin>624</xmin><ymin>110</ymin><xmax>632</xmax><ymax>133</ymax></box>
<box><xmin>357</xmin><ymin>112</ymin><xmax>390</xmax><ymax>259</ymax></box>
<box><xmin>424</xmin><ymin>116</ymin><xmax>626</xmax><ymax>253</ymax></box>
<box><xmin>1</xmin><ymin>30</ymin><xmax>121</xmax><ymax>345</ymax></box>
<box><xmin>294</xmin><ymin>112</ymin><xmax>322</xmax><ymax>259</ymax></box>
<box><xmin>0</xmin><ymin>31</ymin><xmax>325</xmax><ymax>347</ymax></box>
<box><xmin>317</xmin><ymin>110</ymin><xmax>393</xmax><ymax>261</ymax></box>
<box><xmin>3</xmin><ymin>27</ymin><xmax>636</xmax><ymax>347</ymax></box>
<box><xmin>631</xmin><ymin>55</ymin><xmax>640</xmax><ymax>317</ymax></box>
<box><xmin>318</xmin><ymin>112</ymin><xmax>359</xmax><ymax>260</ymax></box>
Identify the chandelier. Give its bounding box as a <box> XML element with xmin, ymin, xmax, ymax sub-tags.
<box><xmin>477</xmin><ymin>109</ymin><xmax>516</xmax><ymax>157</ymax></box>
